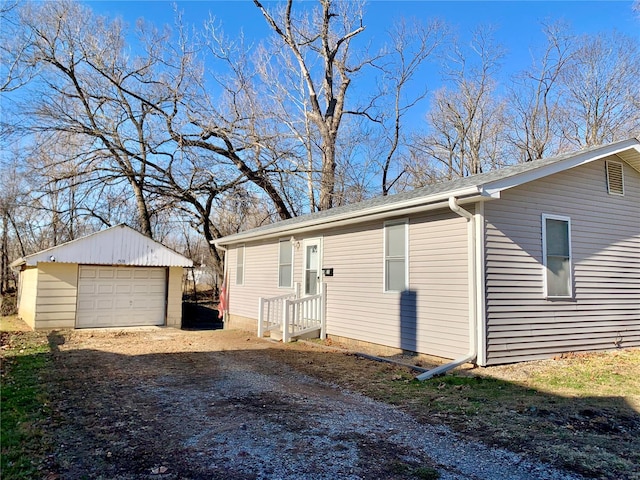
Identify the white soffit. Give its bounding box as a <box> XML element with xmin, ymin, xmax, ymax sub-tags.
<box><xmin>19</xmin><ymin>224</ymin><xmax>193</xmax><ymax>267</ymax></box>
<box><xmin>615</xmin><ymin>145</ymin><xmax>640</xmax><ymax>173</ymax></box>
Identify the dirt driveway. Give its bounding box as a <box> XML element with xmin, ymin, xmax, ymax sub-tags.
<box><xmin>44</xmin><ymin>328</ymin><xmax>584</xmax><ymax>480</ymax></box>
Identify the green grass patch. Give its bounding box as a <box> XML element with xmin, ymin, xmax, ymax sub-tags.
<box><xmin>528</xmin><ymin>350</ymin><xmax>640</xmax><ymax>397</ymax></box>
<box><xmin>1</xmin><ymin>331</ymin><xmax>53</xmax><ymax>479</ymax></box>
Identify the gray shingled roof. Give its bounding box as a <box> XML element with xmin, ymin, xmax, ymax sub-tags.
<box><xmin>215</xmin><ymin>138</ymin><xmax>640</xmax><ymax>245</ymax></box>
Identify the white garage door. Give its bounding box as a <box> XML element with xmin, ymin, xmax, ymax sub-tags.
<box><xmin>76</xmin><ymin>266</ymin><xmax>167</xmax><ymax>328</ymax></box>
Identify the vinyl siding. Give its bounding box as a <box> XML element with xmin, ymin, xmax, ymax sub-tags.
<box><xmin>18</xmin><ymin>267</ymin><xmax>38</xmax><ymax>329</ymax></box>
<box><xmin>34</xmin><ymin>262</ymin><xmax>78</xmax><ymax>329</ymax></box>
<box><xmin>166</xmin><ymin>267</ymin><xmax>185</xmax><ymax>327</ymax></box>
<box><xmin>227</xmin><ymin>209</ymin><xmax>470</xmax><ymax>360</ymax></box>
<box><xmin>324</xmin><ymin>211</ymin><xmax>469</xmax><ymax>359</ymax></box>
<box><xmin>484</xmin><ymin>157</ymin><xmax>640</xmax><ymax>364</ymax></box>
<box><xmin>227</xmin><ymin>238</ymin><xmax>296</xmax><ymax>325</ymax></box>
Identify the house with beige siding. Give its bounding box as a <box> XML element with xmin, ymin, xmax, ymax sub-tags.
<box><xmin>213</xmin><ymin>138</ymin><xmax>640</xmax><ymax>368</ymax></box>
<box><xmin>11</xmin><ymin>224</ymin><xmax>193</xmax><ymax>330</ymax></box>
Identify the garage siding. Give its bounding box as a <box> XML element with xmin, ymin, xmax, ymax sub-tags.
<box><xmin>17</xmin><ymin>267</ymin><xmax>38</xmax><ymax>329</ymax></box>
<box><xmin>167</xmin><ymin>266</ymin><xmax>184</xmax><ymax>327</ymax></box>
<box><xmin>34</xmin><ymin>263</ymin><xmax>78</xmax><ymax>329</ymax></box>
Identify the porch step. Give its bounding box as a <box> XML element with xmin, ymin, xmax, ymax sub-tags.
<box><xmin>269</xmin><ymin>329</ymin><xmax>283</xmax><ymax>341</ymax></box>
<box><xmin>268</xmin><ymin>328</ymin><xmax>320</xmax><ymax>342</ymax></box>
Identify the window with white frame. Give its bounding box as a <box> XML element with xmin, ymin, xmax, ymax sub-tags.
<box><xmin>542</xmin><ymin>215</ymin><xmax>572</xmax><ymax>298</ymax></box>
<box><xmin>235</xmin><ymin>245</ymin><xmax>245</xmax><ymax>285</ymax></box>
<box><xmin>384</xmin><ymin>220</ymin><xmax>408</xmax><ymax>292</ymax></box>
<box><xmin>278</xmin><ymin>239</ymin><xmax>293</xmax><ymax>288</ymax></box>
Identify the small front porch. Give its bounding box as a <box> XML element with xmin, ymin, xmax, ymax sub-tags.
<box><xmin>258</xmin><ymin>283</ymin><xmax>326</xmax><ymax>342</ymax></box>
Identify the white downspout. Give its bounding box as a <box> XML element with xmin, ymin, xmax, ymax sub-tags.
<box><xmin>416</xmin><ymin>196</ymin><xmax>478</xmax><ymax>381</ymax></box>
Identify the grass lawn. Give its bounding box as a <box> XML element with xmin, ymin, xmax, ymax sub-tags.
<box><xmin>0</xmin><ymin>324</ymin><xmax>53</xmax><ymax>480</ymax></box>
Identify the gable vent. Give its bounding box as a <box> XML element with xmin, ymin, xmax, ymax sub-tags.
<box><xmin>606</xmin><ymin>161</ymin><xmax>624</xmax><ymax>196</ymax></box>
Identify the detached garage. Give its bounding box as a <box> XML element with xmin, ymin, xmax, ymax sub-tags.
<box><xmin>10</xmin><ymin>224</ymin><xmax>193</xmax><ymax>330</ymax></box>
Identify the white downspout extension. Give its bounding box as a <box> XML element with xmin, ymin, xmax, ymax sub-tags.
<box><xmin>416</xmin><ymin>196</ymin><xmax>478</xmax><ymax>381</ymax></box>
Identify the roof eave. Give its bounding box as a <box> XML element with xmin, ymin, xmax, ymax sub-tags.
<box><xmin>483</xmin><ymin>138</ymin><xmax>640</xmax><ymax>196</ymax></box>
<box><xmin>9</xmin><ymin>258</ymin><xmax>26</xmax><ymax>270</ymax></box>
<box><xmin>213</xmin><ymin>186</ymin><xmax>484</xmax><ymax>247</ymax></box>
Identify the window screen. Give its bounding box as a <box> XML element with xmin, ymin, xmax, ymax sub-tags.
<box><xmin>385</xmin><ymin>221</ymin><xmax>407</xmax><ymax>292</ymax></box>
<box><xmin>235</xmin><ymin>245</ymin><xmax>245</xmax><ymax>285</ymax></box>
<box><xmin>278</xmin><ymin>240</ymin><xmax>293</xmax><ymax>288</ymax></box>
<box><xmin>544</xmin><ymin>217</ymin><xmax>572</xmax><ymax>298</ymax></box>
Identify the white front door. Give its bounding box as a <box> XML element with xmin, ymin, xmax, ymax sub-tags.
<box><xmin>303</xmin><ymin>238</ymin><xmax>322</xmax><ymax>296</ymax></box>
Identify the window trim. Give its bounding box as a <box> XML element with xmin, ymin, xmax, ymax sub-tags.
<box><xmin>278</xmin><ymin>239</ymin><xmax>294</xmax><ymax>288</ymax></box>
<box><xmin>383</xmin><ymin>219</ymin><xmax>409</xmax><ymax>293</ymax></box>
<box><xmin>235</xmin><ymin>244</ymin><xmax>245</xmax><ymax>286</ymax></box>
<box><xmin>541</xmin><ymin>214</ymin><xmax>573</xmax><ymax>299</ymax></box>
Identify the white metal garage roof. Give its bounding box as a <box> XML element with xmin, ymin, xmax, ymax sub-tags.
<box><xmin>11</xmin><ymin>224</ymin><xmax>193</xmax><ymax>268</ymax></box>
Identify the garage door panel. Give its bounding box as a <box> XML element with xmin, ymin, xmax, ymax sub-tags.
<box><xmin>149</xmin><ymin>270</ymin><xmax>166</xmax><ymax>279</ymax></box>
<box><xmin>81</xmin><ymin>268</ymin><xmax>97</xmax><ymax>279</ymax></box>
<box><xmin>77</xmin><ymin>298</ymin><xmax>95</xmax><ymax>309</ymax></box>
<box><xmin>115</xmin><ymin>284</ymin><xmax>132</xmax><ymax>294</ymax></box>
<box><xmin>76</xmin><ymin>266</ymin><xmax>166</xmax><ymax>328</ymax></box>
<box><xmin>132</xmin><ymin>284</ymin><xmax>149</xmax><ymax>294</ymax></box>
<box><xmin>97</xmin><ymin>298</ymin><xmax>115</xmax><ymax>309</ymax></box>
<box><xmin>97</xmin><ymin>284</ymin><xmax>114</xmax><ymax>294</ymax></box>
<box><xmin>78</xmin><ymin>284</ymin><xmax>96</xmax><ymax>294</ymax></box>
<box><xmin>98</xmin><ymin>269</ymin><xmax>115</xmax><ymax>279</ymax></box>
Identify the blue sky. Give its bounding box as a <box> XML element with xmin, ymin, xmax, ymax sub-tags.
<box><xmin>87</xmin><ymin>0</ymin><xmax>640</xmax><ymax>90</ymax></box>
<box><xmin>89</xmin><ymin>1</ymin><xmax>639</xmax><ymax>47</ymax></box>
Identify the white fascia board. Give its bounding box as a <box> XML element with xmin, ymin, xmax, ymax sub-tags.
<box><xmin>483</xmin><ymin>139</ymin><xmax>640</xmax><ymax>197</ymax></box>
<box><xmin>213</xmin><ymin>186</ymin><xmax>485</xmax><ymax>246</ymax></box>
<box><xmin>9</xmin><ymin>257</ymin><xmax>26</xmax><ymax>270</ymax></box>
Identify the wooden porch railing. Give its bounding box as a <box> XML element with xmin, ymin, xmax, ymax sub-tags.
<box><xmin>257</xmin><ymin>284</ymin><xmax>299</xmax><ymax>337</ymax></box>
<box><xmin>258</xmin><ymin>282</ymin><xmax>326</xmax><ymax>342</ymax></box>
<box><xmin>282</xmin><ymin>283</ymin><xmax>326</xmax><ymax>342</ymax></box>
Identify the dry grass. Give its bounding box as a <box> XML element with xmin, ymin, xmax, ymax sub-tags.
<box><xmin>266</xmin><ymin>341</ymin><xmax>640</xmax><ymax>480</ymax></box>
<box><xmin>0</xmin><ymin>315</ymin><xmax>31</xmax><ymax>332</ymax></box>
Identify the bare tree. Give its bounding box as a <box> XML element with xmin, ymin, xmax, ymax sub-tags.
<box><xmin>8</xmin><ymin>1</ymin><xmax>294</xmax><ymax>275</ymax></box>
<box><xmin>254</xmin><ymin>0</ymin><xmax>368</xmax><ymax>210</ymax></box>
<box><xmin>410</xmin><ymin>27</ymin><xmax>506</xmax><ymax>184</ymax></box>
<box><xmin>0</xmin><ymin>155</ymin><xmax>29</xmax><ymax>293</ymax></box>
<box><xmin>506</xmin><ymin>22</ymin><xmax>573</xmax><ymax>161</ymax></box>
<box><xmin>0</xmin><ymin>0</ymin><xmax>37</xmax><ymax>93</ymax></box>
<box><xmin>376</xmin><ymin>18</ymin><xmax>447</xmax><ymax>195</ymax></box>
<box><xmin>559</xmin><ymin>31</ymin><xmax>640</xmax><ymax>147</ymax></box>
<box><xmin>15</xmin><ymin>1</ymin><xmax>164</xmax><ymax>236</ymax></box>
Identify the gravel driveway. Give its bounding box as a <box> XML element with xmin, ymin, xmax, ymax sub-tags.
<box><xmin>46</xmin><ymin>328</ymin><xmax>584</xmax><ymax>480</ymax></box>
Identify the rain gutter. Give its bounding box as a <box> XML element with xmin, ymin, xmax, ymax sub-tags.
<box><xmin>212</xmin><ymin>186</ymin><xmax>484</xmax><ymax>248</ymax></box>
<box><xmin>416</xmin><ymin>196</ymin><xmax>479</xmax><ymax>380</ymax></box>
